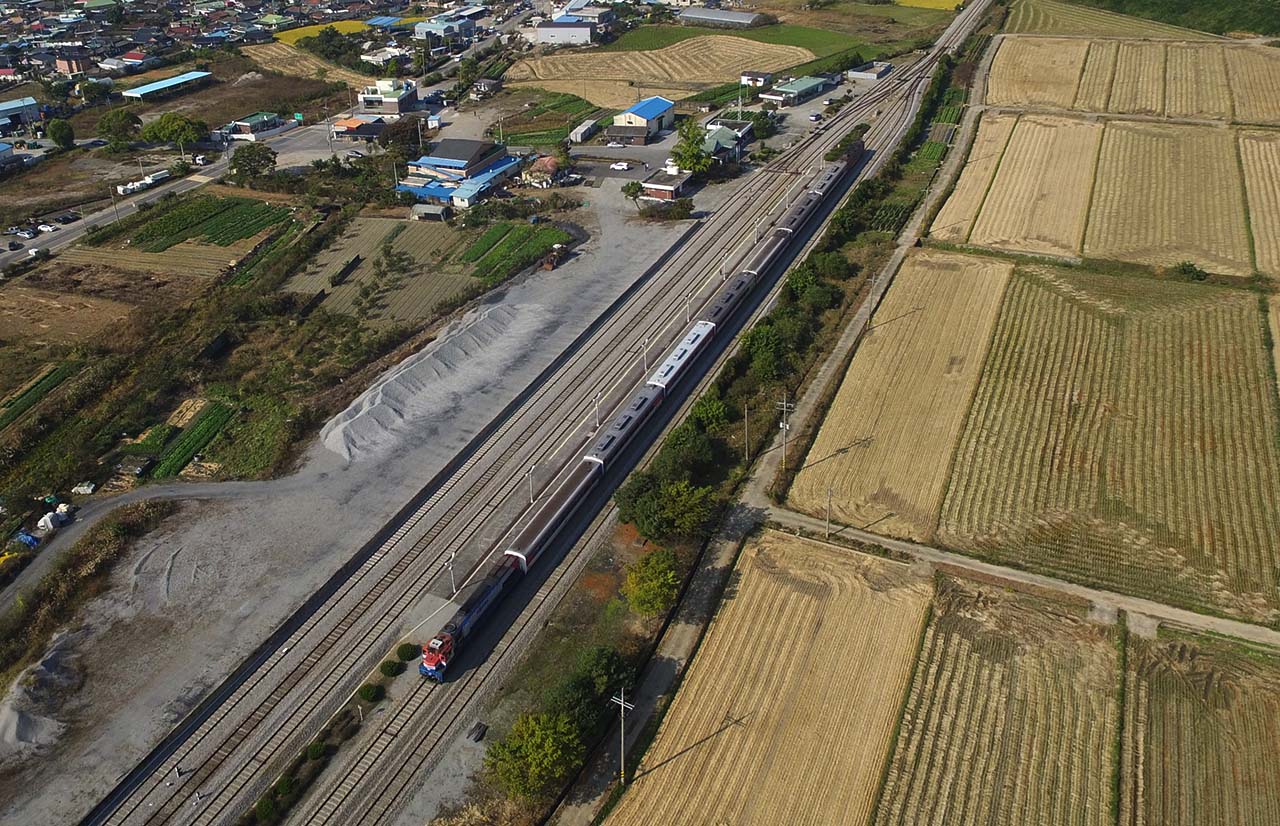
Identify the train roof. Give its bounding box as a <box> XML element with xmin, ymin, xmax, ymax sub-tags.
<box><xmin>647</xmin><ymin>321</ymin><xmax>716</xmax><ymax>389</ymax></box>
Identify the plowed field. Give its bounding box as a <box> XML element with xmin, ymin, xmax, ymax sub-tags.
<box><xmin>607</xmin><ymin>531</ymin><xmax>931</xmax><ymax>826</ymax></box>
<box><xmin>938</xmin><ymin>265</ymin><xmax>1280</xmax><ymax>623</ymax></box>
<box><xmin>874</xmin><ymin>577</ymin><xmax>1120</xmax><ymax>826</ymax></box>
<box><xmin>507</xmin><ymin>36</ymin><xmax>814</xmax><ymax>108</ymax></box>
<box><xmin>789</xmin><ymin>250</ymin><xmax>1011</xmax><ymax>541</ymax></box>
<box><xmin>1121</xmin><ymin>632</ymin><xmax>1280</xmax><ymax>826</ymax></box>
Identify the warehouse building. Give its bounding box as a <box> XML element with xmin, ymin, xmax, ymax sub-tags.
<box><xmin>606</xmin><ymin>96</ymin><xmax>675</xmax><ymax>145</ymax></box>
<box><xmin>760</xmin><ymin>75</ymin><xmax>828</xmax><ymax>106</ymax></box>
<box><xmin>0</xmin><ymin>96</ymin><xmax>39</xmax><ymax>134</ymax></box>
<box><xmin>677</xmin><ymin>7</ymin><xmax>763</xmax><ymax>27</ymax></box>
<box><xmin>535</xmin><ymin>16</ymin><xmax>596</xmax><ymax>45</ymax></box>
<box><xmin>414</xmin><ymin>12</ymin><xmax>476</xmax><ymax>39</ymax></box>
<box><xmin>121</xmin><ymin>70</ymin><xmax>212</xmax><ymax>101</ymax></box>
<box><xmin>398</xmin><ymin>138</ymin><xmax>521</xmax><ymax>209</ymax></box>
<box><xmin>847</xmin><ymin>61</ymin><xmax>893</xmax><ymax>82</ymax></box>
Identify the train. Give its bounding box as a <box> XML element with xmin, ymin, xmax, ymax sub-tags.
<box><xmin>420</xmin><ymin>142</ymin><xmax>862</xmax><ymax>681</ymax></box>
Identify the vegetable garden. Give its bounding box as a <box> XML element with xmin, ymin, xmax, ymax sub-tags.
<box><xmin>130</xmin><ymin>196</ymin><xmax>292</xmax><ymax>253</ymax></box>
<box><xmin>0</xmin><ymin>363</ymin><xmax>78</xmax><ymax>434</ymax></box>
<box><xmin>152</xmin><ymin>402</ymin><xmax>234</xmax><ymax>477</ymax></box>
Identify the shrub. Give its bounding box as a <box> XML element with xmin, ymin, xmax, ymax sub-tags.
<box><xmin>254</xmin><ymin>797</ymin><xmax>278</xmax><ymax>824</ymax></box>
<box><xmin>306</xmin><ymin>742</ymin><xmax>326</xmax><ymax>761</ymax></box>
<box><xmin>273</xmin><ymin>775</ymin><xmax>294</xmax><ymax>797</ymax></box>
<box><xmin>623</xmin><ymin>548</ymin><xmax>680</xmax><ymax>617</ymax></box>
<box><xmin>485</xmin><ymin>712</ymin><xmax>584</xmax><ymax>800</ymax></box>
<box><xmin>396</xmin><ymin>642</ymin><xmax>420</xmax><ymax>661</ymax></box>
<box><xmin>1172</xmin><ymin>260</ymin><xmax>1210</xmax><ymax>281</ymax></box>
<box><xmin>357</xmin><ymin>683</ymin><xmax>385</xmax><ymax>703</ymax></box>
<box><xmin>379</xmin><ymin>659</ymin><xmax>405</xmax><ymax>677</ymax></box>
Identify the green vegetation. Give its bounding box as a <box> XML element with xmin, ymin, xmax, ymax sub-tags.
<box><xmin>915</xmin><ymin>140</ymin><xmax>948</xmax><ymax>163</ymax></box>
<box><xmin>472</xmin><ymin>225</ymin><xmax>572</xmax><ymax>284</ymax></box>
<box><xmin>1070</xmin><ymin>0</ymin><xmax>1280</xmax><ymax>35</ymax></box>
<box><xmin>0</xmin><ymin>364</ymin><xmax>78</xmax><ymax>433</ymax></box>
<box><xmin>357</xmin><ymin>683</ymin><xmax>385</xmax><ymax>703</ymax></box>
<box><xmin>228</xmin><ymin>221</ymin><xmax>301</xmax><ymax>287</ymax></box>
<box><xmin>460</xmin><ymin>223</ymin><xmax>514</xmax><ymax>262</ymax></box>
<box><xmin>500</xmin><ymin>92</ymin><xmax>598</xmax><ymax>146</ymax></box>
<box><xmin>118</xmin><ymin>423</ymin><xmax>179</xmax><ymax>456</ymax></box>
<box><xmin>396</xmin><ymin>642</ymin><xmax>420</xmax><ymax>661</ymax></box>
<box><xmin>126</xmin><ymin>195</ymin><xmax>290</xmax><ymax>252</ymax></box>
<box><xmin>379</xmin><ymin>659</ymin><xmax>405</xmax><ymax>677</ymax></box>
<box><xmin>601</xmin><ymin>24</ymin><xmax>861</xmax><ymax>57</ymax></box>
<box><xmin>153</xmin><ymin>402</ymin><xmax>234</xmax><ymax>477</ymax></box>
<box><xmin>622</xmin><ymin>548</ymin><xmax>680</xmax><ymax>617</ymax></box>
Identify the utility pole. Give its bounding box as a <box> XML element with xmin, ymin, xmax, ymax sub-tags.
<box><xmin>825</xmin><ymin>486</ymin><xmax>832</xmax><ymax>538</ymax></box>
<box><xmin>685</xmin><ymin>291</ymin><xmax>693</xmax><ymax>323</ymax></box>
<box><xmin>638</xmin><ymin>337</ymin><xmax>649</xmax><ymax>371</ymax></box>
<box><xmin>109</xmin><ymin>185</ymin><xmax>121</xmax><ymax>224</ymax></box>
<box><xmin>527</xmin><ymin>464</ymin><xmax>535</xmax><ymax>504</ymax></box>
<box><xmin>448</xmin><ymin>550</ymin><xmax>457</xmax><ymax>594</ymax></box>
<box><xmin>610</xmin><ymin>688</ymin><xmax>635</xmax><ymax>786</ymax></box>
<box><xmin>593</xmin><ymin>391</ymin><xmax>601</xmax><ymax>430</ymax></box>
<box><xmin>777</xmin><ymin>394</ymin><xmax>795</xmax><ymax>472</ymax></box>
<box><xmin>743</xmin><ymin>401</ymin><xmax>749</xmax><ymax>464</ymax></box>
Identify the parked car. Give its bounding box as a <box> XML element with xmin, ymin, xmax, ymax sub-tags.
<box><xmin>822</xmin><ymin>98</ymin><xmax>834</xmax><ymax>105</ymax></box>
<box><xmin>37</xmin><ymin>223</ymin><xmax>58</xmax><ymax>233</ymax></box>
<box><xmin>609</xmin><ymin>161</ymin><xmax>629</xmax><ymax>171</ymax></box>
<box><xmin>16</xmin><ymin>229</ymin><xmax>36</xmax><ymax>239</ymax></box>
<box><xmin>56</xmin><ymin>213</ymin><xmax>79</xmax><ymax>224</ymax></box>
<box><xmin>606</xmin><ymin>141</ymin><xmax>624</xmax><ymax>148</ymax></box>
<box><xmin>808</xmin><ymin>113</ymin><xmax>823</xmax><ymax>122</ymax></box>
<box><xmin>345</xmin><ymin>149</ymin><xmax>364</xmax><ymax>158</ymax></box>
<box><xmin>27</xmin><ymin>247</ymin><xmax>43</xmax><ymax>257</ymax></box>
<box><xmin>3</xmin><ymin>226</ymin><xmax>19</xmax><ymax>235</ymax></box>
<box><xmin>7</xmin><ymin>241</ymin><xmax>22</xmax><ymax>251</ymax></box>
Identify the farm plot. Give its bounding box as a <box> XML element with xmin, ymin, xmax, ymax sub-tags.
<box><xmin>242</xmin><ymin>42</ymin><xmax>372</xmax><ymax>88</ymax></box>
<box><xmin>1072</xmin><ymin>39</ymin><xmax>1118</xmax><ymax>111</ymax></box>
<box><xmin>1120</xmin><ymin>632</ymin><xmax>1280</xmax><ymax>826</ymax></box>
<box><xmin>938</xmin><ymin>266</ymin><xmax>1280</xmax><ymax>623</ymax></box>
<box><xmin>0</xmin><ymin>284</ymin><xmax>132</xmax><ymax>343</ymax></box>
<box><xmin>607</xmin><ymin>531</ymin><xmax>932</xmax><ymax>826</ymax></box>
<box><xmin>789</xmin><ymin>250</ymin><xmax>1012</xmax><ymax>541</ymax></box>
<box><xmin>1106</xmin><ymin>41</ymin><xmax>1166</xmax><ymax>116</ymax></box>
<box><xmin>1004</xmin><ymin>0</ymin><xmax>1216</xmax><ymax>39</ymax></box>
<box><xmin>57</xmin><ymin>242</ymin><xmax>255</xmax><ymax>278</ymax></box>
<box><xmin>1084</xmin><ymin>120</ymin><xmax>1253</xmax><ymax>276</ymax></box>
<box><xmin>506</xmin><ymin>36</ymin><xmax>814</xmax><ymax>108</ymax></box>
<box><xmin>1226</xmin><ymin>46</ymin><xmax>1280</xmax><ymax>126</ymax></box>
<box><xmin>986</xmin><ymin>37</ymin><xmax>1090</xmax><ymax>109</ymax></box>
<box><xmin>930</xmin><ymin>111</ymin><xmax>1019</xmax><ymax>243</ymax></box>
<box><xmin>873</xmin><ymin>576</ymin><xmax>1121</xmax><ymax>826</ymax></box>
<box><xmin>969</xmin><ymin>114</ymin><xmax>1102</xmax><ymax>258</ymax></box>
<box><xmin>1241</xmin><ymin>131</ymin><xmax>1280</xmax><ymax>276</ymax></box>
<box><xmin>0</xmin><ymin>363</ymin><xmax>77</xmax><ymax>434</ymax></box>
<box><xmin>286</xmin><ymin>217</ymin><xmax>473</xmax><ymax>326</ymax></box>
<box><xmin>1165</xmin><ymin>42</ymin><xmax>1233</xmax><ymax>121</ymax></box>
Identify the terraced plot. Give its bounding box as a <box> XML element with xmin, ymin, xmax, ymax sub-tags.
<box><xmin>939</xmin><ymin>266</ymin><xmax>1280</xmax><ymax>623</ymax></box>
<box><xmin>789</xmin><ymin>250</ymin><xmax>1012</xmax><ymax>541</ymax></box>
<box><xmin>1226</xmin><ymin>46</ymin><xmax>1280</xmax><ymax>126</ymax></box>
<box><xmin>1121</xmin><ymin>632</ymin><xmax>1280</xmax><ymax>826</ymax></box>
<box><xmin>607</xmin><ymin>531</ymin><xmax>931</xmax><ymax>826</ymax></box>
<box><xmin>1107</xmin><ymin>40</ymin><xmax>1165</xmax><ymax>115</ymax></box>
<box><xmin>874</xmin><ymin>577</ymin><xmax>1120</xmax><ymax>826</ymax></box>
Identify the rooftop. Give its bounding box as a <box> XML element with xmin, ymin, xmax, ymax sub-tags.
<box><xmin>0</xmin><ymin>96</ymin><xmax>38</xmax><ymax>116</ymax></box>
<box><xmin>122</xmin><ymin>70</ymin><xmax>211</xmax><ymax>98</ymax></box>
<box><xmin>621</xmin><ymin>96</ymin><xmax>674</xmax><ymax>122</ymax></box>
<box><xmin>677</xmin><ymin>6</ymin><xmax>762</xmax><ymax>25</ymax></box>
<box><xmin>772</xmin><ymin>75</ymin><xmax>827</xmax><ymax>95</ymax></box>
<box><xmin>420</xmin><ymin>138</ymin><xmax>503</xmax><ymax>168</ymax></box>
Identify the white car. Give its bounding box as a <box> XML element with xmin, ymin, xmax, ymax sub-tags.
<box><xmin>37</xmin><ymin>223</ymin><xmax>59</xmax><ymax>233</ymax></box>
<box><xmin>609</xmin><ymin>161</ymin><xmax>629</xmax><ymax>171</ymax></box>
<box><xmin>822</xmin><ymin>98</ymin><xmax>834</xmax><ymax>106</ymax></box>
<box><xmin>345</xmin><ymin>149</ymin><xmax>364</xmax><ymax>158</ymax></box>
<box><xmin>27</xmin><ymin>247</ymin><xmax>43</xmax><ymax>257</ymax></box>
<box><xmin>606</xmin><ymin>141</ymin><xmax>624</xmax><ymax>148</ymax></box>
<box><xmin>808</xmin><ymin>113</ymin><xmax>823</xmax><ymax>122</ymax></box>
<box><xmin>16</xmin><ymin>228</ymin><xmax>36</xmax><ymax>239</ymax></box>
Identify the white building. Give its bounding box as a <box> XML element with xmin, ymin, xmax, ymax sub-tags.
<box><xmin>535</xmin><ymin>16</ymin><xmax>596</xmax><ymax>45</ymax></box>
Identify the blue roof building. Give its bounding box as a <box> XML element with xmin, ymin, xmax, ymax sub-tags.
<box><xmin>607</xmin><ymin>96</ymin><xmax>675</xmax><ymax>144</ymax></box>
<box><xmin>121</xmin><ymin>70</ymin><xmax>212</xmax><ymax>100</ymax></box>
<box><xmin>398</xmin><ymin>139</ymin><xmax>520</xmax><ymax>208</ymax></box>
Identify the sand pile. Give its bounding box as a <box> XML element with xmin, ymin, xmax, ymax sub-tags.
<box><xmin>0</xmin><ymin>636</ymin><xmax>79</xmax><ymax>767</ymax></box>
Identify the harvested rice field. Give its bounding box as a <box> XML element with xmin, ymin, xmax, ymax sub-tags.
<box><xmin>873</xmin><ymin>576</ymin><xmax>1121</xmax><ymax>826</ymax></box>
<box><xmin>607</xmin><ymin>531</ymin><xmax>931</xmax><ymax>826</ymax></box>
<box><xmin>507</xmin><ymin>35</ymin><xmax>814</xmax><ymax>108</ymax></box>
<box><xmin>1004</xmin><ymin>0</ymin><xmax>1215</xmax><ymax>39</ymax></box>
<box><xmin>242</xmin><ymin>41</ymin><xmax>373</xmax><ymax>88</ymax></box>
<box><xmin>938</xmin><ymin>265</ymin><xmax>1280</xmax><ymax>623</ymax></box>
<box><xmin>0</xmin><ymin>284</ymin><xmax>132</xmax><ymax>344</ymax></box>
<box><xmin>1121</xmin><ymin>631</ymin><xmax>1280</xmax><ymax>826</ymax></box>
<box><xmin>930</xmin><ymin>111</ymin><xmax>1019</xmax><ymax>243</ymax></box>
<box><xmin>986</xmin><ymin>36</ymin><xmax>1280</xmax><ymax>124</ymax></box>
<box><xmin>789</xmin><ymin>250</ymin><xmax>1011</xmax><ymax>541</ymax></box>
<box><xmin>1237</xmin><ymin>131</ymin><xmax>1280</xmax><ymax>276</ymax></box>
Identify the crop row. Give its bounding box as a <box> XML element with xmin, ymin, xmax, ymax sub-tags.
<box><xmin>152</xmin><ymin>402</ymin><xmax>234</xmax><ymax>478</ymax></box>
<box><xmin>228</xmin><ymin>221</ymin><xmax>301</xmax><ymax>287</ymax></box>
<box><xmin>472</xmin><ymin>226</ymin><xmax>570</xmax><ymax>284</ymax></box>
<box><xmin>916</xmin><ymin>140</ymin><xmax>949</xmax><ymax>163</ymax></box>
<box><xmin>118</xmin><ymin>423</ymin><xmax>179</xmax><ymax>456</ymax></box>
<box><xmin>203</xmin><ymin>202</ymin><xmax>292</xmax><ymax>246</ymax></box>
<box><xmin>134</xmin><ymin>196</ymin><xmax>238</xmax><ymax>249</ymax></box>
<box><xmin>870</xmin><ymin>202</ymin><xmax>915</xmax><ymax>233</ymax></box>
<box><xmin>459</xmin><ymin>223</ymin><xmax>514</xmax><ymax>262</ymax></box>
<box><xmin>0</xmin><ymin>363</ymin><xmax>77</xmax><ymax>433</ymax></box>
<box><xmin>934</xmin><ymin>105</ymin><xmax>963</xmax><ymax>125</ymax></box>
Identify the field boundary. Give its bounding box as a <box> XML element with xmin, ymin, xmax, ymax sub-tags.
<box><xmin>963</xmin><ymin>112</ymin><xmax>1019</xmax><ymax>243</ymax></box>
<box><xmin>1234</xmin><ymin>131</ymin><xmax>1260</xmax><ymax>273</ymax></box>
<box><xmin>1076</xmin><ymin>120</ymin><xmax>1109</xmax><ymax>254</ymax></box>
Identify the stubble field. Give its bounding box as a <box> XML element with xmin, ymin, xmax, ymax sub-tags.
<box><xmin>1003</xmin><ymin>0</ymin><xmax>1214</xmax><ymax>39</ymax></box>
<box><xmin>938</xmin><ymin>266</ymin><xmax>1280</xmax><ymax>623</ymax></box>
<box><xmin>242</xmin><ymin>42</ymin><xmax>373</xmax><ymax>88</ymax></box>
<box><xmin>506</xmin><ymin>36</ymin><xmax>814</xmax><ymax>108</ymax></box>
<box><xmin>1120</xmin><ymin>632</ymin><xmax>1280</xmax><ymax>825</ymax></box>
<box><xmin>930</xmin><ymin>111</ymin><xmax>1019</xmax><ymax>243</ymax></box>
<box><xmin>789</xmin><ymin>250</ymin><xmax>1012</xmax><ymax>541</ymax></box>
<box><xmin>873</xmin><ymin>577</ymin><xmax>1121</xmax><ymax>826</ymax></box>
<box><xmin>987</xmin><ymin>36</ymin><xmax>1280</xmax><ymax>124</ymax></box>
<box><xmin>606</xmin><ymin>531</ymin><xmax>932</xmax><ymax>826</ymax></box>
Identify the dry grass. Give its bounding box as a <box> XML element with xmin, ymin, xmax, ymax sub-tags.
<box><xmin>1120</xmin><ymin>632</ymin><xmax>1280</xmax><ymax>826</ymax></box>
<box><xmin>242</xmin><ymin>41</ymin><xmax>373</xmax><ymax>89</ymax></box>
<box><xmin>58</xmin><ymin>237</ymin><xmax>260</xmax><ymax>278</ymax></box>
<box><xmin>938</xmin><ymin>265</ymin><xmax>1280</xmax><ymax>622</ymax></box>
<box><xmin>1165</xmin><ymin>42</ymin><xmax>1233</xmax><ymax>121</ymax></box>
<box><xmin>1107</xmin><ymin>41</ymin><xmax>1166</xmax><ymax>115</ymax></box>
<box><xmin>1225</xmin><ymin>46</ymin><xmax>1280</xmax><ymax>125</ymax></box>
<box><xmin>969</xmin><ymin>114</ymin><xmax>1103</xmax><ymax>258</ymax></box>
<box><xmin>790</xmin><ymin>250</ymin><xmax>1012</xmax><ymax>541</ymax></box>
<box><xmin>874</xmin><ymin>576</ymin><xmax>1121</xmax><ymax>826</ymax></box>
<box><xmin>0</xmin><ymin>284</ymin><xmax>132</xmax><ymax>344</ymax></box>
<box><xmin>1073</xmin><ymin>39</ymin><xmax>1118</xmax><ymax>111</ymax></box>
<box><xmin>930</xmin><ymin>112</ymin><xmax>1019</xmax><ymax>243</ymax></box>
<box><xmin>1084</xmin><ymin>120</ymin><xmax>1253</xmax><ymax>276</ymax></box>
<box><xmin>1241</xmin><ymin>130</ymin><xmax>1280</xmax><ymax>277</ymax></box>
<box><xmin>607</xmin><ymin>531</ymin><xmax>932</xmax><ymax>826</ymax></box>
<box><xmin>507</xmin><ymin>36</ymin><xmax>813</xmax><ymax>108</ymax></box>
<box><xmin>1004</xmin><ymin>0</ymin><xmax>1217</xmax><ymax>39</ymax></box>
<box><xmin>987</xmin><ymin>36</ymin><xmax>1091</xmax><ymax>109</ymax></box>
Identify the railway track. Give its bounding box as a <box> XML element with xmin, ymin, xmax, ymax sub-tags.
<box><xmin>90</xmin><ymin>4</ymin><xmax>991</xmax><ymax>823</ymax></box>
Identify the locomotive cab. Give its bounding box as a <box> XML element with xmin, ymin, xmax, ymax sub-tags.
<box><xmin>420</xmin><ymin>632</ymin><xmax>454</xmax><ymax>681</ymax></box>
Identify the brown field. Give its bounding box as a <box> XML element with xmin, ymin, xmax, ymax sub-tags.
<box><xmin>789</xmin><ymin>250</ymin><xmax>1011</xmax><ymax>540</ymax></box>
<box><xmin>930</xmin><ymin>112</ymin><xmax>1019</xmax><ymax>243</ymax></box>
<box><xmin>874</xmin><ymin>577</ymin><xmax>1120</xmax><ymax>826</ymax></box>
<box><xmin>1084</xmin><ymin>120</ymin><xmax>1253</xmax><ymax>276</ymax></box>
<box><xmin>505</xmin><ymin>79</ymin><xmax>695</xmax><ymax>110</ymax></box>
<box><xmin>0</xmin><ymin>284</ymin><xmax>132</xmax><ymax>343</ymax></box>
<box><xmin>969</xmin><ymin>114</ymin><xmax>1102</xmax><ymax>257</ymax></box>
<box><xmin>242</xmin><ymin>42</ymin><xmax>373</xmax><ymax>89</ymax></box>
<box><xmin>1241</xmin><ymin>131</ymin><xmax>1280</xmax><ymax>276</ymax></box>
<box><xmin>986</xmin><ymin>37</ymin><xmax>1091</xmax><ymax>109</ymax></box>
<box><xmin>1120</xmin><ymin>632</ymin><xmax>1280</xmax><ymax>826</ymax></box>
<box><xmin>286</xmin><ymin>218</ymin><xmax>472</xmax><ymax>326</ymax></box>
<box><xmin>986</xmin><ymin>36</ymin><xmax>1280</xmax><ymax>124</ymax></box>
<box><xmin>507</xmin><ymin>36</ymin><xmax>813</xmax><ymax>108</ymax></box>
<box><xmin>938</xmin><ymin>266</ymin><xmax>1280</xmax><ymax>622</ymax></box>
<box><xmin>1004</xmin><ymin>0</ymin><xmax>1215</xmax><ymax>39</ymax></box>
<box><xmin>607</xmin><ymin>531</ymin><xmax>931</xmax><ymax>826</ymax></box>
<box><xmin>58</xmin><ymin>237</ymin><xmax>261</xmax><ymax>278</ymax></box>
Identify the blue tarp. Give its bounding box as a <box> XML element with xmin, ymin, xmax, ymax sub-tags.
<box><xmin>121</xmin><ymin>70</ymin><xmax>212</xmax><ymax>98</ymax></box>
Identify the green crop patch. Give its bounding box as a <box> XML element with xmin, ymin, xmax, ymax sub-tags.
<box><xmin>0</xmin><ymin>363</ymin><xmax>78</xmax><ymax>433</ymax></box>
<box><xmin>152</xmin><ymin>402</ymin><xmax>234</xmax><ymax>478</ymax></box>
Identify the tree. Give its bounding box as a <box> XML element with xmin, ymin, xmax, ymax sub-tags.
<box><xmin>658</xmin><ymin>479</ymin><xmax>714</xmax><ymax>539</ymax></box>
<box><xmin>690</xmin><ymin>392</ymin><xmax>728</xmax><ymax>432</ymax></box>
<box><xmin>621</xmin><ymin>180</ymin><xmax>643</xmax><ymax>209</ymax></box>
<box><xmin>485</xmin><ymin>712</ymin><xmax>584</xmax><ymax>800</ymax></box>
<box><xmin>742</xmin><ymin>324</ymin><xmax>785</xmax><ymax>381</ymax></box>
<box><xmin>96</xmin><ymin>107</ymin><xmax>141</xmax><ymax>148</ymax></box>
<box><xmin>615</xmin><ymin>473</ymin><xmax>715</xmax><ymax>544</ymax></box>
<box><xmin>1172</xmin><ymin>260</ymin><xmax>1210</xmax><ymax>281</ymax></box>
<box><xmin>623</xmin><ymin>548</ymin><xmax>680</xmax><ymax>617</ymax></box>
<box><xmin>80</xmin><ymin>80</ymin><xmax>112</xmax><ymax>106</ymax></box>
<box><xmin>575</xmin><ymin>646</ymin><xmax>632</xmax><ymax>697</ymax></box>
<box><xmin>670</xmin><ymin>117</ymin><xmax>711</xmax><ymax>176</ymax></box>
<box><xmin>46</xmin><ymin>119</ymin><xmax>74</xmax><ymax>151</ymax></box>
<box><xmin>653</xmin><ymin>421</ymin><xmax>714</xmax><ymax>481</ymax></box>
<box><xmin>230</xmin><ymin>142</ymin><xmax>277</xmax><ymax>181</ymax></box>
<box><xmin>141</xmin><ymin>112</ymin><xmax>207</xmax><ymax>160</ymax></box>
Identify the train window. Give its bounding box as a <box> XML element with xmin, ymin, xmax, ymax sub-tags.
<box><xmin>630</xmin><ymin>398</ymin><xmax>645</xmax><ymax>411</ymax></box>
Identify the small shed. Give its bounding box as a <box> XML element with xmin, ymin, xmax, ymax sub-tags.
<box><xmin>412</xmin><ymin>203</ymin><xmax>451</xmax><ymax>221</ymax></box>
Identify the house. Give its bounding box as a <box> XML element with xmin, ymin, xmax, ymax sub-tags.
<box><xmin>469</xmin><ymin>76</ymin><xmax>501</xmax><ymax>99</ymax></box>
<box><xmin>361</xmin><ymin>46</ymin><xmax>409</xmax><ymax>69</ymax></box>
<box><xmin>739</xmin><ymin>70</ymin><xmax>771</xmax><ymax>88</ymax></box>
<box><xmin>572</xmin><ymin>5</ymin><xmax>616</xmax><ymax>29</ymax></box>
<box><xmin>640</xmin><ymin>165</ymin><xmax>691</xmax><ymax>200</ymax></box>
<box><xmin>330</xmin><ymin>114</ymin><xmax>387</xmax><ymax>142</ymax></box>
<box><xmin>120</xmin><ymin>49</ymin><xmax>148</xmax><ymax>64</ymax></box>
<box><xmin>55</xmin><ymin>47</ymin><xmax>94</xmax><ymax>76</ymax></box>
<box><xmin>121</xmin><ymin>69</ymin><xmax>212</xmax><ymax>100</ymax></box>
<box><xmin>703</xmin><ymin>118</ymin><xmax>751</xmax><ymax>160</ymax></box>
<box><xmin>847</xmin><ymin>61</ymin><xmax>892</xmax><ymax>82</ymax></box>
<box><xmin>676</xmin><ymin>6</ymin><xmax>761</xmax><ymax>27</ymax></box>
<box><xmin>413</xmin><ymin>11</ymin><xmax>474</xmax><ymax>39</ymax></box>
<box><xmin>0</xmin><ymin>96</ymin><xmax>40</xmax><ymax>134</ymax></box>
<box><xmin>397</xmin><ymin>138</ymin><xmax>521</xmax><ymax>208</ymax></box>
<box><xmin>359</xmin><ymin>78</ymin><xmax>417</xmax><ymax>116</ymax></box>
<box><xmin>759</xmin><ymin>75</ymin><xmax>828</xmax><ymax>106</ymax></box>
<box><xmin>217</xmin><ymin>111</ymin><xmax>296</xmax><ymax>142</ymax></box>
<box><xmin>606</xmin><ymin>95</ymin><xmax>674</xmax><ymax>144</ymax></box>
<box><xmin>535</xmin><ymin>16</ymin><xmax>594</xmax><ymax>45</ymax></box>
